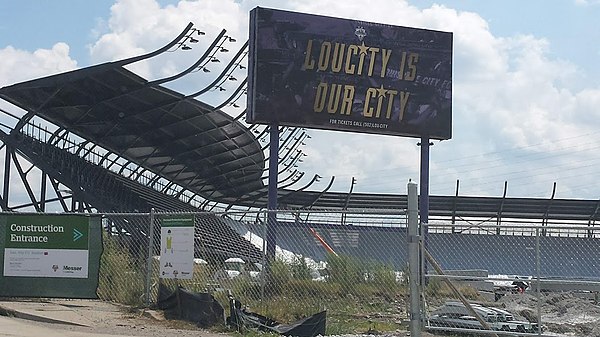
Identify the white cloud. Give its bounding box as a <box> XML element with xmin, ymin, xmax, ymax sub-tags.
<box><xmin>302</xmin><ymin>131</ymin><xmax>420</xmax><ymax>191</ymax></box>
<box><xmin>0</xmin><ymin>43</ymin><xmax>77</xmax><ymax>86</ymax></box>
<box><xmin>88</xmin><ymin>0</ymin><xmax>248</xmax><ymax>79</ymax></box>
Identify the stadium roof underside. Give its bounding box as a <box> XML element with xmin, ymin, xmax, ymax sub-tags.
<box><xmin>0</xmin><ymin>23</ymin><xmax>265</xmax><ymax>201</ymax></box>
<box><xmin>0</xmin><ymin>23</ymin><xmax>598</xmax><ymax>223</ymax></box>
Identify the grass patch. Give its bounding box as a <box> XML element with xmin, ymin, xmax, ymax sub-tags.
<box><xmin>96</xmin><ymin>248</ymin><xmax>413</xmax><ymax>335</ymax></box>
<box><xmin>227</xmin><ymin>254</ymin><xmax>409</xmax><ymax>334</ymax></box>
<box><xmin>426</xmin><ymin>278</ymin><xmax>481</xmax><ymax>299</ymax></box>
<box><xmin>97</xmin><ymin>234</ymin><xmax>145</xmax><ymax>306</ymax></box>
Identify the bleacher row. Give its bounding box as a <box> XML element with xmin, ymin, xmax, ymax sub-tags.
<box><xmin>15</xmin><ymin>132</ymin><xmax>263</xmax><ymax>262</ymax></box>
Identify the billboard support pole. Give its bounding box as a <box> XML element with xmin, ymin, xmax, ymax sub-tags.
<box><xmin>266</xmin><ymin>123</ymin><xmax>279</xmax><ymax>261</ymax></box>
<box><xmin>419</xmin><ymin>136</ymin><xmax>430</xmax><ymax>287</ymax></box>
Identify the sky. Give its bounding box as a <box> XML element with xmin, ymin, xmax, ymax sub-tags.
<box><xmin>0</xmin><ymin>0</ymin><xmax>599</xmax><ymax>202</ymax></box>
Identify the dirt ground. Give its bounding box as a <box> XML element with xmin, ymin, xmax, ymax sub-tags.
<box><xmin>12</xmin><ymin>310</ymin><xmax>229</xmax><ymax>337</ymax></box>
<box><xmin>497</xmin><ymin>292</ymin><xmax>600</xmax><ymax>336</ymax></box>
<box><xmin>0</xmin><ymin>299</ymin><xmax>229</xmax><ymax>337</ymax></box>
<box><xmin>423</xmin><ymin>291</ymin><xmax>600</xmax><ymax>337</ymax></box>
<box><xmin>7</xmin><ymin>291</ymin><xmax>600</xmax><ymax>337</ymax></box>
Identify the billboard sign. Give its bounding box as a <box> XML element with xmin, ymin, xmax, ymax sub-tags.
<box><xmin>247</xmin><ymin>7</ymin><xmax>453</xmax><ymax>139</ymax></box>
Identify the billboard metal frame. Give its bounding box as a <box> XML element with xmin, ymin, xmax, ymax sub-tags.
<box><xmin>247</xmin><ymin>7</ymin><xmax>453</xmax><ymax>140</ymax></box>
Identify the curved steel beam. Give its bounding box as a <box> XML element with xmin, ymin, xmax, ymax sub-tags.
<box><xmin>115</xmin><ymin>23</ymin><xmax>194</xmax><ymax>67</ymax></box>
<box><xmin>11</xmin><ymin>87</ymin><xmax>63</xmax><ymax>135</ymax></box>
<box><xmin>74</xmin><ymin>140</ymin><xmax>91</xmax><ymax>156</ymax></box>
<box><xmin>305</xmin><ymin>176</ymin><xmax>336</xmax><ymax>209</ymax></box>
<box><xmin>48</xmin><ymin>128</ymin><xmax>67</xmax><ymax>145</ymax></box>
<box><xmin>153</xmin><ymin>29</ymin><xmax>227</xmax><ymax>86</ymax></box>
<box><xmin>277</xmin><ymin>150</ymin><xmax>304</xmax><ymax>175</ymax></box>
<box><xmin>541</xmin><ymin>182</ymin><xmax>557</xmax><ymax>236</ymax></box>
<box><xmin>342</xmin><ymin>177</ymin><xmax>356</xmax><ymax>211</ymax></box>
<box><xmin>188</xmin><ymin>41</ymin><xmax>249</xmax><ymax>98</ymax></box>
<box><xmin>210</xmin><ymin>78</ymin><xmax>247</xmax><ymax>111</ymax></box>
<box><xmin>278</xmin><ymin>173</ymin><xmax>322</xmax><ymax>205</ymax></box>
<box><xmin>231</xmin><ymin>171</ymin><xmax>307</xmax><ymax>208</ymax></box>
<box><xmin>71</xmin><ymin>29</ymin><xmax>228</xmax><ymax>127</ymax></box>
<box><xmin>277</xmin><ymin>169</ymin><xmax>301</xmax><ymax>186</ymax></box>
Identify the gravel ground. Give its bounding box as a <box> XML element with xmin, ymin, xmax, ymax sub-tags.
<box><xmin>16</xmin><ymin>310</ymin><xmax>230</xmax><ymax>337</ymax></box>
<box><xmin>498</xmin><ymin>292</ymin><xmax>600</xmax><ymax>336</ymax></box>
<box><xmin>7</xmin><ymin>303</ymin><xmax>435</xmax><ymax>337</ymax></box>
<box><xmin>10</xmin><ymin>292</ymin><xmax>600</xmax><ymax>337</ymax></box>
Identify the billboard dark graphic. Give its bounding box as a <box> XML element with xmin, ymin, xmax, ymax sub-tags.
<box><xmin>247</xmin><ymin>7</ymin><xmax>453</xmax><ymax>139</ymax></box>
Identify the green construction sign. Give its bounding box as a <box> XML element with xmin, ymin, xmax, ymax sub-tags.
<box><xmin>5</xmin><ymin>215</ymin><xmax>89</xmax><ymax>250</ymax></box>
<box><xmin>0</xmin><ymin>214</ymin><xmax>102</xmax><ymax>298</ymax></box>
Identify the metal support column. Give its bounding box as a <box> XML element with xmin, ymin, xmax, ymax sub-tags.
<box><xmin>2</xmin><ymin>146</ymin><xmax>11</xmax><ymax>210</ymax></box>
<box><xmin>408</xmin><ymin>180</ymin><xmax>421</xmax><ymax>337</ymax></box>
<box><xmin>266</xmin><ymin>124</ymin><xmax>279</xmax><ymax>260</ymax></box>
<box><xmin>419</xmin><ymin>136</ymin><xmax>430</xmax><ymax>286</ymax></box>
<box><xmin>145</xmin><ymin>208</ymin><xmax>156</xmax><ymax>306</ymax></box>
<box><xmin>40</xmin><ymin>172</ymin><xmax>47</xmax><ymax>212</ymax></box>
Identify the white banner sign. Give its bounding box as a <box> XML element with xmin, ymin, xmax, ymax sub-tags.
<box><xmin>3</xmin><ymin>248</ymin><xmax>88</xmax><ymax>278</ymax></box>
<box><xmin>159</xmin><ymin>216</ymin><xmax>194</xmax><ymax>279</ymax></box>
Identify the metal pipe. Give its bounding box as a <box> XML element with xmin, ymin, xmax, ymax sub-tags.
<box><xmin>408</xmin><ymin>180</ymin><xmax>421</xmax><ymax>337</ymax></box>
<box><xmin>266</xmin><ymin>123</ymin><xmax>279</xmax><ymax>260</ymax></box>
<box><xmin>145</xmin><ymin>207</ymin><xmax>156</xmax><ymax>306</ymax></box>
<box><xmin>536</xmin><ymin>227</ymin><xmax>542</xmax><ymax>336</ymax></box>
<box><xmin>419</xmin><ymin>136</ymin><xmax>430</xmax><ymax>287</ymax></box>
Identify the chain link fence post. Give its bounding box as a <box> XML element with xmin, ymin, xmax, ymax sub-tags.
<box><xmin>536</xmin><ymin>227</ymin><xmax>542</xmax><ymax>335</ymax></box>
<box><xmin>408</xmin><ymin>181</ymin><xmax>421</xmax><ymax>337</ymax></box>
<box><xmin>145</xmin><ymin>208</ymin><xmax>156</xmax><ymax>306</ymax></box>
<box><xmin>260</xmin><ymin>209</ymin><xmax>268</xmax><ymax>302</ymax></box>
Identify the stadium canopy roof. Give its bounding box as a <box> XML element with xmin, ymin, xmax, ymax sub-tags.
<box><xmin>0</xmin><ymin>23</ymin><xmax>265</xmax><ymax>200</ymax></box>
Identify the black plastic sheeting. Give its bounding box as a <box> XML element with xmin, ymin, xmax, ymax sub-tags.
<box><xmin>227</xmin><ymin>297</ymin><xmax>326</xmax><ymax>337</ymax></box>
<box><xmin>157</xmin><ymin>284</ymin><xmax>224</xmax><ymax>328</ymax></box>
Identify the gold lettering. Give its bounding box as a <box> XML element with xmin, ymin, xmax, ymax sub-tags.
<box><xmin>314</xmin><ymin>83</ymin><xmax>328</xmax><ymax>112</ymax></box>
<box><xmin>331</xmin><ymin>43</ymin><xmax>345</xmax><ymax>73</ymax></box>
<box><xmin>398</xmin><ymin>91</ymin><xmax>410</xmax><ymax>121</ymax></box>
<box><xmin>340</xmin><ymin>85</ymin><xmax>355</xmax><ymax>115</ymax></box>
<box><xmin>303</xmin><ymin>40</ymin><xmax>402</xmax><ymax>79</ymax></box>
<box><xmin>363</xmin><ymin>88</ymin><xmax>377</xmax><ymax>117</ymax></box>
<box><xmin>406</xmin><ymin>53</ymin><xmax>419</xmax><ymax>81</ymax></box>
<box><xmin>318</xmin><ymin>42</ymin><xmax>331</xmax><ymax>71</ymax></box>
<box><xmin>385</xmin><ymin>90</ymin><xmax>398</xmax><ymax>118</ymax></box>
<box><xmin>380</xmin><ymin>49</ymin><xmax>392</xmax><ymax>78</ymax></box>
<box><xmin>398</xmin><ymin>52</ymin><xmax>407</xmax><ymax>79</ymax></box>
<box><xmin>357</xmin><ymin>50</ymin><xmax>366</xmax><ymax>76</ymax></box>
<box><xmin>367</xmin><ymin>47</ymin><xmax>380</xmax><ymax>77</ymax></box>
<box><xmin>303</xmin><ymin>40</ymin><xmax>315</xmax><ymax>70</ymax></box>
<box><xmin>327</xmin><ymin>84</ymin><xmax>343</xmax><ymax>113</ymax></box>
<box><xmin>345</xmin><ymin>45</ymin><xmax>358</xmax><ymax>74</ymax></box>
<box><xmin>375</xmin><ymin>94</ymin><xmax>384</xmax><ymax>118</ymax></box>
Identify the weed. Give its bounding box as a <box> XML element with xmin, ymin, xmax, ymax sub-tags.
<box><xmin>97</xmin><ymin>234</ymin><xmax>144</xmax><ymax>306</ymax></box>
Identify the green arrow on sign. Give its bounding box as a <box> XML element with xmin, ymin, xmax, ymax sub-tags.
<box><xmin>73</xmin><ymin>228</ymin><xmax>83</xmax><ymax>241</ymax></box>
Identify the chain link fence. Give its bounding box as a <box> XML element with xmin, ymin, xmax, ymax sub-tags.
<box><xmin>96</xmin><ymin>209</ymin><xmax>410</xmax><ymax>334</ymax></box>
<box><xmin>422</xmin><ymin>222</ymin><xmax>600</xmax><ymax>336</ymax></box>
<box><xmin>94</xmin><ymin>208</ymin><xmax>600</xmax><ymax>336</ymax></box>
<box><xmin>97</xmin><ymin>213</ymin><xmax>152</xmax><ymax>305</ymax></box>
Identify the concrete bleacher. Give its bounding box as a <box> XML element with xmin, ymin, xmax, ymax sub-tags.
<box><xmin>16</xmin><ymin>132</ymin><xmax>262</xmax><ymax>263</ymax></box>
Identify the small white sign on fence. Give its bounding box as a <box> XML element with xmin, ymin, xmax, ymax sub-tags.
<box><xmin>159</xmin><ymin>216</ymin><xmax>194</xmax><ymax>279</ymax></box>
